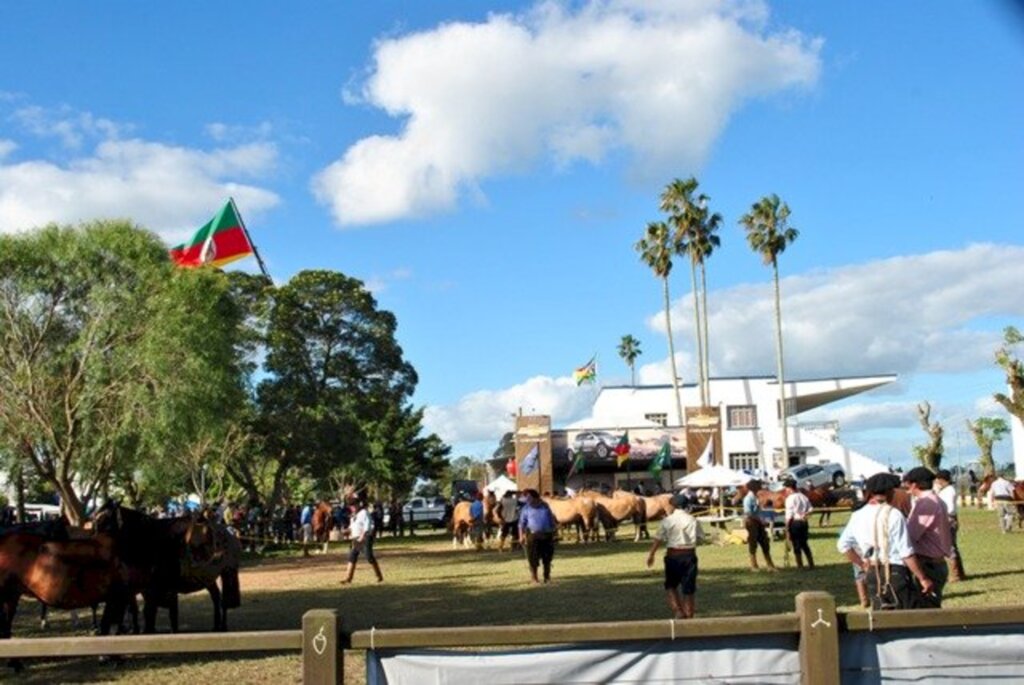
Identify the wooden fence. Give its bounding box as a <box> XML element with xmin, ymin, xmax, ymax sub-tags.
<box><xmin>1</xmin><ymin>593</ymin><xmax>1022</xmax><ymax>684</ymax></box>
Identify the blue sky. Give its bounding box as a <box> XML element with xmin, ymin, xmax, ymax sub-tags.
<box><xmin>2</xmin><ymin>1</ymin><xmax>1022</xmax><ymax>470</ymax></box>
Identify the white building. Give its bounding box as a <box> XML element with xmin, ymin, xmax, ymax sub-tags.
<box><xmin>570</xmin><ymin>374</ymin><xmax>896</xmax><ymax>481</ymax></box>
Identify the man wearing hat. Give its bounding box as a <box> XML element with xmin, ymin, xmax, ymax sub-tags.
<box><xmin>934</xmin><ymin>469</ymin><xmax>966</xmax><ymax>581</ymax></box>
<box><xmin>838</xmin><ymin>473</ymin><xmax>934</xmax><ymax>610</ymax></box>
<box><xmin>646</xmin><ymin>494</ymin><xmax>705</xmax><ymax>619</ymax></box>
<box><xmin>742</xmin><ymin>479</ymin><xmax>777</xmax><ymax>572</ymax></box>
<box><xmin>903</xmin><ymin>467</ymin><xmax>952</xmax><ymax>606</ymax></box>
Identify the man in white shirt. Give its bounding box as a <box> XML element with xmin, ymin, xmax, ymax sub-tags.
<box><xmin>341</xmin><ymin>497</ymin><xmax>384</xmax><ymax>585</ymax></box>
<box><xmin>783</xmin><ymin>479</ymin><xmax>814</xmax><ymax>569</ymax></box>
<box><xmin>934</xmin><ymin>469</ymin><xmax>965</xmax><ymax>581</ymax></box>
<box><xmin>989</xmin><ymin>474</ymin><xmax>1017</xmax><ymax>533</ymax></box>
<box><xmin>646</xmin><ymin>494</ymin><xmax>704</xmax><ymax>619</ymax></box>
<box><xmin>838</xmin><ymin>473</ymin><xmax>933</xmax><ymax>610</ymax></box>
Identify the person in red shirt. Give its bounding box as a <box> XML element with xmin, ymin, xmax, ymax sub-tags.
<box><xmin>903</xmin><ymin>467</ymin><xmax>952</xmax><ymax>607</ymax></box>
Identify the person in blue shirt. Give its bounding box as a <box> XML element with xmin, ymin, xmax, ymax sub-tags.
<box><xmin>518</xmin><ymin>489</ymin><xmax>557</xmax><ymax>584</ymax></box>
<box><xmin>468</xmin><ymin>492</ymin><xmax>485</xmax><ymax>551</ymax></box>
<box><xmin>742</xmin><ymin>479</ymin><xmax>777</xmax><ymax>572</ymax></box>
<box><xmin>300</xmin><ymin>501</ymin><xmax>314</xmax><ymax>557</ymax></box>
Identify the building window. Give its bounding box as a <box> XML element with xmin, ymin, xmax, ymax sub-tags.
<box><xmin>644</xmin><ymin>413</ymin><xmax>668</xmax><ymax>427</ymax></box>
<box><xmin>730</xmin><ymin>452</ymin><xmax>760</xmax><ymax>472</ymax></box>
<box><xmin>727</xmin><ymin>405</ymin><xmax>757</xmax><ymax>429</ymax></box>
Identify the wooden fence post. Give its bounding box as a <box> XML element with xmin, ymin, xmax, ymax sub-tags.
<box><xmin>795</xmin><ymin>591</ymin><xmax>839</xmax><ymax>685</ymax></box>
<box><xmin>303</xmin><ymin>609</ymin><xmax>342</xmax><ymax>685</ymax></box>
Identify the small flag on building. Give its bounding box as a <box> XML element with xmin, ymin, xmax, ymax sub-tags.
<box><xmin>573</xmin><ymin>357</ymin><xmax>597</xmax><ymax>386</ymax></box>
<box><xmin>696</xmin><ymin>439</ymin><xmax>714</xmax><ymax>468</ymax></box>
<box><xmin>648</xmin><ymin>441</ymin><xmax>671</xmax><ymax>477</ymax></box>
<box><xmin>521</xmin><ymin>443</ymin><xmax>539</xmax><ymax>475</ymax></box>
<box><xmin>506</xmin><ymin>457</ymin><xmax>518</xmax><ymax>477</ymax></box>
<box><xmin>614</xmin><ymin>431</ymin><xmax>631</xmax><ymax>468</ymax></box>
<box><xmin>567</xmin><ymin>450</ymin><xmax>586</xmax><ymax>479</ymax></box>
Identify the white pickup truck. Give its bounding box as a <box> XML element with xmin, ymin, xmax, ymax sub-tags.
<box><xmin>402</xmin><ymin>496</ymin><xmax>449</xmax><ymax>530</ymax></box>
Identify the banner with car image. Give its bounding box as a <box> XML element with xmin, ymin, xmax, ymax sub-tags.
<box><xmin>563</xmin><ymin>427</ymin><xmax>686</xmax><ymax>465</ymax></box>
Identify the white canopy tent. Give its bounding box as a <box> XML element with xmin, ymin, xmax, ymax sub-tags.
<box><xmin>674</xmin><ymin>465</ymin><xmax>751</xmax><ymax>489</ymax></box>
<box><xmin>484</xmin><ymin>475</ymin><xmax>518</xmax><ymax>498</ymax></box>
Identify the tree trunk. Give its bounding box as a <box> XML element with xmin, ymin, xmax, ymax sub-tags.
<box><xmin>689</xmin><ymin>260</ymin><xmax>705</xmax><ymax>407</ymax></box>
<box><xmin>700</xmin><ymin>262</ymin><xmax>711</xmax><ymax>407</ymax></box>
<box><xmin>772</xmin><ymin>264</ymin><xmax>789</xmax><ymax>472</ymax></box>
<box><xmin>663</xmin><ymin>278</ymin><xmax>684</xmax><ymax>428</ymax></box>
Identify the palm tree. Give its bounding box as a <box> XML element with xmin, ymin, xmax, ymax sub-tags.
<box><xmin>740</xmin><ymin>194</ymin><xmax>799</xmax><ymax>469</ymax></box>
<box><xmin>617</xmin><ymin>335</ymin><xmax>642</xmax><ymax>387</ymax></box>
<box><xmin>660</xmin><ymin>177</ymin><xmax>721</xmax><ymax>407</ymax></box>
<box><xmin>660</xmin><ymin>179</ymin><xmax>704</xmax><ymax>408</ymax></box>
<box><xmin>635</xmin><ymin>221</ymin><xmax>685</xmax><ymax>427</ymax></box>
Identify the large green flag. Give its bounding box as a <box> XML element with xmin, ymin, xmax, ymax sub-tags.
<box><xmin>648</xmin><ymin>441</ymin><xmax>671</xmax><ymax>477</ymax></box>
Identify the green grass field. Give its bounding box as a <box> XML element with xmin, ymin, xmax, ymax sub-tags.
<box><xmin>9</xmin><ymin>506</ymin><xmax>1024</xmax><ymax>684</ymax></box>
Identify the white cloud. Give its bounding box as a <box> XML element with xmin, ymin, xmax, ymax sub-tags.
<box><xmin>10</xmin><ymin>104</ymin><xmax>128</xmax><ymax>149</ymax></box>
<box><xmin>0</xmin><ymin>136</ymin><xmax>280</xmax><ymax>241</ymax></box>
<box><xmin>654</xmin><ymin>243</ymin><xmax>1024</xmax><ymax>379</ymax></box>
<box><xmin>314</xmin><ymin>0</ymin><xmax>821</xmax><ymax>225</ymax></box>
<box><xmin>0</xmin><ymin>140</ymin><xmax>15</xmax><ymax>160</ymax></box>
<box><xmin>430</xmin><ymin>244</ymin><xmax>1024</xmax><ymax>448</ymax></box>
<box><xmin>423</xmin><ymin>375</ymin><xmax>598</xmax><ymax>444</ymax></box>
<box><xmin>364</xmin><ymin>267</ymin><xmax>413</xmax><ymax>294</ymax></box>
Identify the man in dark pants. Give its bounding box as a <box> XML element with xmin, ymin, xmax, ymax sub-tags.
<box><xmin>783</xmin><ymin>479</ymin><xmax>814</xmax><ymax>569</ymax></box>
<box><xmin>496</xmin><ymin>490</ymin><xmax>521</xmax><ymax>552</ymax></box>
<box><xmin>518</xmin><ymin>489</ymin><xmax>557</xmax><ymax>584</ymax></box>
<box><xmin>903</xmin><ymin>467</ymin><xmax>952</xmax><ymax>607</ymax></box>
<box><xmin>742</xmin><ymin>479</ymin><xmax>776</xmax><ymax>571</ymax></box>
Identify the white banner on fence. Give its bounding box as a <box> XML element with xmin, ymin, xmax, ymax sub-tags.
<box><xmin>367</xmin><ymin>636</ymin><xmax>800</xmax><ymax>684</ymax></box>
<box><xmin>840</xmin><ymin>627</ymin><xmax>1024</xmax><ymax>684</ymax></box>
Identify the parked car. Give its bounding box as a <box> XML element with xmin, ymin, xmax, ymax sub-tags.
<box><xmin>779</xmin><ymin>462</ymin><xmax>846</xmax><ymax>488</ymax></box>
<box><xmin>567</xmin><ymin>430</ymin><xmax>623</xmax><ymax>460</ymax></box>
<box><xmin>402</xmin><ymin>496</ymin><xmax>449</xmax><ymax>530</ymax></box>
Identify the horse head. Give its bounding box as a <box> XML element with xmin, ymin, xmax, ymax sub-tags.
<box><xmin>91</xmin><ymin>499</ymin><xmax>123</xmax><ymax>534</ymax></box>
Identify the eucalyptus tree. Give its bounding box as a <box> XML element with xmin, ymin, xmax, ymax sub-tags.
<box><xmin>635</xmin><ymin>222</ymin><xmax>684</xmax><ymax>427</ymax></box>
<box><xmin>617</xmin><ymin>334</ymin><xmax>642</xmax><ymax>386</ymax></box>
<box><xmin>0</xmin><ymin>221</ymin><xmax>244</xmax><ymax>524</ymax></box>
<box><xmin>966</xmin><ymin>417</ymin><xmax>1008</xmax><ymax>477</ymax></box>
<box><xmin>913</xmin><ymin>401</ymin><xmax>944</xmax><ymax>472</ymax></box>
<box><xmin>740</xmin><ymin>194</ymin><xmax>799</xmax><ymax>467</ymax></box>
<box><xmin>994</xmin><ymin>326</ymin><xmax>1024</xmax><ymax>433</ymax></box>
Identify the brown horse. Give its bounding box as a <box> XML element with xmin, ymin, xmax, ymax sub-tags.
<box><xmin>640</xmin><ymin>494</ymin><xmax>673</xmax><ymax>524</ymax></box>
<box><xmin>0</xmin><ymin>527</ymin><xmax>131</xmax><ymax>660</ymax></box>
<box><xmin>581</xmin><ymin>490</ymin><xmax>643</xmax><ymax>541</ymax></box>
<box><xmin>92</xmin><ymin>501</ymin><xmax>240</xmax><ymax>633</ymax></box>
<box><xmin>450</xmin><ymin>498</ymin><xmax>495</xmax><ymax>548</ymax></box>
<box><xmin>312</xmin><ymin>501</ymin><xmax>334</xmax><ymax>553</ymax></box>
<box><xmin>544</xmin><ymin>495</ymin><xmax>597</xmax><ymax>543</ymax></box>
<box><xmin>978</xmin><ymin>474</ymin><xmax>1024</xmax><ymax>523</ymax></box>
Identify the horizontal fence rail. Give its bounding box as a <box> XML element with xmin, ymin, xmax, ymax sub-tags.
<box><xmin>1</xmin><ymin>596</ymin><xmax>1023</xmax><ymax>684</ymax></box>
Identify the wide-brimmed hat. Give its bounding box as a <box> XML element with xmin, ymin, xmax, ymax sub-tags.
<box><xmin>865</xmin><ymin>473</ymin><xmax>901</xmax><ymax>496</ymax></box>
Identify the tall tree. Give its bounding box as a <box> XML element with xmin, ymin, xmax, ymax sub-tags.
<box><xmin>635</xmin><ymin>221</ymin><xmax>685</xmax><ymax>427</ymax></box>
<box><xmin>661</xmin><ymin>178</ymin><xmax>722</xmax><ymax>407</ymax></box>
<box><xmin>994</xmin><ymin>326</ymin><xmax>1024</xmax><ymax>433</ymax></box>
<box><xmin>617</xmin><ymin>334</ymin><xmax>642</xmax><ymax>386</ymax></box>
<box><xmin>913</xmin><ymin>401</ymin><xmax>944</xmax><ymax>472</ymax></box>
<box><xmin>238</xmin><ymin>270</ymin><xmax>444</xmax><ymax>509</ymax></box>
<box><xmin>966</xmin><ymin>417</ymin><xmax>1008</xmax><ymax>477</ymax></box>
<box><xmin>0</xmin><ymin>221</ymin><xmax>239</xmax><ymax>524</ymax></box>
<box><xmin>740</xmin><ymin>194</ymin><xmax>799</xmax><ymax>469</ymax></box>
<box><xmin>660</xmin><ymin>178</ymin><xmax>705</xmax><ymax>406</ymax></box>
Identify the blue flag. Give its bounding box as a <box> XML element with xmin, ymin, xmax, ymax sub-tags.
<box><xmin>521</xmin><ymin>444</ymin><xmax>539</xmax><ymax>475</ymax></box>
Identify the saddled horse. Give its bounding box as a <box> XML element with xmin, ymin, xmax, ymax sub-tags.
<box><xmin>544</xmin><ymin>495</ymin><xmax>596</xmax><ymax>543</ymax></box>
<box><xmin>93</xmin><ymin>502</ymin><xmax>241</xmax><ymax>632</ymax></box>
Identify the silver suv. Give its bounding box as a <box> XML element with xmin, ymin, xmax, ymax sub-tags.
<box><xmin>779</xmin><ymin>462</ymin><xmax>846</xmax><ymax>488</ymax></box>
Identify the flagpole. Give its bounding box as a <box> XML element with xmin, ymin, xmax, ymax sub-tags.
<box><xmin>229</xmin><ymin>197</ymin><xmax>273</xmax><ymax>283</ymax></box>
